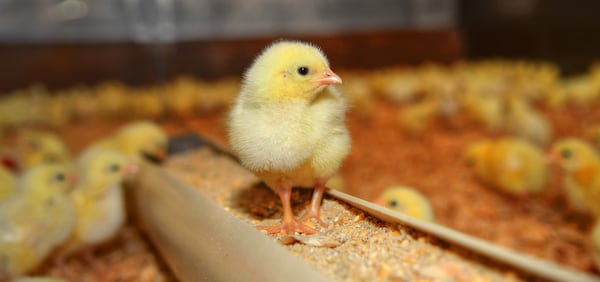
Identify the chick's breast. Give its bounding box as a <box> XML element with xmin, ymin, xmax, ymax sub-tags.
<box><xmin>228</xmin><ymin>86</ymin><xmax>350</xmax><ymax>187</ymax></box>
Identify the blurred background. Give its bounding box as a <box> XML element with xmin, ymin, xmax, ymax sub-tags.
<box><xmin>1</xmin><ymin>0</ymin><xmax>597</xmax><ymax>92</ymax></box>
<box><xmin>2</xmin><ymin>1</ymin><xmax>600</xmax><ymax>278</ymax></box>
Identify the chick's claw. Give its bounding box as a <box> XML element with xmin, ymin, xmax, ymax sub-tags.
<box><xmin>299</xmin><ymin>210</ymin><xmax>327</xmax><ymax>228</ymax></box>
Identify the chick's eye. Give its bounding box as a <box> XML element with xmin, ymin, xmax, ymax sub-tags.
<box><xmin>108</xmin><ymin>164</ymin><xmax>120</xmax><ymax>172</ymax></box>
<box><xmin>55</xmin><ymin>173</ymin><xmax>65</xmax><ymax>182</ymax></box>
<box><xmin>561</xmin><ymin>149</ymin><xmax>572</xmax><ymax>159</ymax></box>
<box><xmin>297</xmin><ymin>66</ymin><xmax>309</xmax><ymax>76</ymax></box>
<box><xmin>388</xmin><ymin>199</ymin><xmax>398</xmax><ymax>208</ymax></box>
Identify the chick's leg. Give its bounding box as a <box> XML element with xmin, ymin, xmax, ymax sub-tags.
<box><xmin>300</xmin><ymin>179</ymin><xmax>327</xmax><ymax>227</ymax></box>
<box><xmin>257</xmin><ymin>181</ymin><xmax>316</xmax><ymax>235</ymax></box>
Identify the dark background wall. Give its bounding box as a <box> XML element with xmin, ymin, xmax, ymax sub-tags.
<box><xmin>459</xmin><ymin>0</ymin><xmax>600</xmax><ymax>75</ymax></box>
<box><xmin>1</xmin><ymin>0</ymin><xmax>599</xmax><ymax>92</ymax></box>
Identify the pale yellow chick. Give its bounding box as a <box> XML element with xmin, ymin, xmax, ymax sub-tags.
<box><xmin>57</xmin><ymin>149</ymin><xmax>138</xmax><ymax>259</ymax></box>
<box><xmin>90</xmin><ymin>120</ymin><xmax>168</xmax><ymax>163</ymax></box>
<box><xmin>15</xmin><ymin>130</ymin><xmax>71</xmax><ymax>170</ymax></box>
<box><xmin>503</xmin><ymin>96</ymin><xmax>552</xmax><ymax>146</ymax></box>
<box><xmin>549</xmin><ymin>139</ymin><xmax>600</xmax><ymax>216</ymax></box>
<box><xmin>228</xmin><ymin>40</ymin><xmax>350</xmax><ymax>234</ymax></box>
<box><xmin>463</xmin><ymin>137</ymin><xmax>549</xmax><ymax>195</ymax></box>
<box><xmin>398</xmin><ymin>98</ymin><xmax>439</xmax><ymax>135</ymax></box>
<box><xmin>0</xmin><ymin>164</ymin><xmax>76</xmax><ymax>280</ymax></box>
<box><xmin>375</xmin><ymin>186</ymin><xmax>435</xmax><ymax>222</ymax></box>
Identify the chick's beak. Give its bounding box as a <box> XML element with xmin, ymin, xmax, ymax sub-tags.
<box><xmin>317</xmin><ymin>68</ymin><xmax>343</xmax><ymax>85</ymax></box>
<box><xmin>67</xmin><ymin>174</ymin><xmax>79</xmax><ymax>186</ymax></box>
<box><xmin>124</xmin><ymin>163</ymin><xmax>139</xmax><ymax>176</ymax></box>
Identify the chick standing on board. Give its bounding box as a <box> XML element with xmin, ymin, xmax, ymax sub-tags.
<box><xmin>549</xmin><ymin>139</ymin><xmax>600</xmax><ymax>216</ymax></box>
<box><xmin>56</xmin><ymin>149</ymin><xmax>138</xmax><ymax>268</ymax></box>
<box><xmin>463</xmin><ymin>138</ymin><xmax>548</xmax><ymax>195</ymax></box>
<box><xmin>90</xmin><ymin>120</ymin><xmax>168</xmax><ymax>163</ymax></box>
<box><xmin>375</xmin><ymin>186</ymin><xmax>435</xmax><ymax>222</ymax></box>
<box><xmin>228</xmin><ymin>40</ymin><xmax>350</xmax><ymax>234</ymax></box>
<box><xmin>0</xmin><ymin>164</ymin><xmax>75</xmax><ymax>280</ymax></box>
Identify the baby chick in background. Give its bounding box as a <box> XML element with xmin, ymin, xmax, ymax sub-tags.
<box><xmin>503</xmin><ymin>96</ymin><xmax>552</xmax><ymax>146</ymax></box>
<box><xmin>89</xmin><ymin>120</ymin><xmax>168</xmax><ymax>164</ymax></box>
<box><xmin>549</xmin><ymin>139</ymin><xmax>600</xmax><ymax>216</ymax></box>
<box><xmin>463</xmin><ymin>137</ymin><xmax>549</xmax><ymax>196</ymax></box>
<box><xmin>0</xmin><ymin>165</ymin><xmax>16</xmax><ymax>201</ymax></box>
<box><xmin>56</xmin><ymin>149</ymin><xmax>138</xmax><ymax>270</ymax></box>
<box><xmin>0</xmin><ymin>164</ymin><xmax>76</xmax><ymax>280</ymax></box>
<box><xmin>228</xmin><ymin>40</ymin><xmax>350</xmax><ymax>234</ymax></box>
<box><xmin>398</xmin><ymin>98</ymin><xmax>439</xmax><ymax>136</ymax></box>
<box><xmin>375</xmin><ymin>186</ymin><xmax>435</xmax><ymax>222</ymax></box>
<box><xmin>15</xmin><ymin>130</ymin><xmax>71</xmax><ymax>171</ymax></box>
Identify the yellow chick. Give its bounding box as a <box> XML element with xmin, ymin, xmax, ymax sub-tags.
<box><xmin>0</xmin><ymin>164</ymin><xmax>76</xmax><ymax>280</ymax></box>
<box><xmin>463</xmin><ymin>137</ymin><xmax>549</xmax><ymax>195</ymax></box>
<box><xmin>398</xmin><ymin>98</ymin><xmax>439</xmax><ymax>135</ymax></box>
<box><xmin>15</xmin><ymin>130</ymin><xmax>71</xmax><ymax>170</ymax></box>
<box><xmin>57</xmin><ymin>149</ymin><xmax>138</xmax><ymax>260</ymax></box>
<box><xmin>503</xmin><ymin>96</ymin><xmax>552</xmax><ymax>146</ymax></box>
<box><xmin>462</xmin><ymin>91</ymin><xmax>505</xmax><ymax>130</ymax></box>
<box><xmin>165</xmin><ymin>76</ymin><xmax>202</xmax><ymax>119</ymax></box>
<box><xmin>89</xmin><ymin>120</ymin><xmax>168</xmax><ymax>163</ymax></box>
<box><xmin>228</xmin><ymin>40</ymin><xmax>351</xmax><ymax>234</ymax></box>
<box><xmin>94</xmin><ymin>81</ymin><xmax>131</xmax><ymax>119</ymax></box>
<box><xmin>549</xmin><ymin>139</ymin><xmax>600</xmax><ymax>216</ymax></box>
<box><xmin>592</xmin><ymin>220</ymin><xmax>600</xmax><ymax>271</ymax></box>
<box><xmin>0</xmin><ymin>166</ymin><xmax>17</xmax><ymax>201</ymax></box>
<box><xmin>375</xmin><ymin>186</ymin><xmax>435</xmax><ymax>222</ymax></box>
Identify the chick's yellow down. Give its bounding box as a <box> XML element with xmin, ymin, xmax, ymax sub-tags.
<box><xmin>90</xmin><ymin>120</ymin><xmax>168</xmax><ymax>163</ymax></box>
<box><xmin>0</xmin><ymin>164</ymin><xmax>76</xmax><ymax>279</ymax></box>
<box><xmin>0</xmin><ymin>166</ymin><xmax>16</xmax><ymax>201</ymax></box>
<box><xmin>57</xmin><ymin>149</ymin><xmax>138</xmax><ymax>258</ymax></box>
<box><xmin>375</xmin><ymin>186</ymin><xmax>435</xmax><ymax>222</ymax></box>
<box><xmin>463</xmin><ymin>137</ymin><xmax>548</xmax><ymax>195</ymax></box>
<box><xmin>15</xmin><ymin>130</ymin><xmax>71</xmax><ymax>170</ymax></box>
<box><xmin>549</xmin><ymin>139</ymin><xmax>600</xmax><ymax>216</ymax></box>
<box><xmin>228</xmin><ymin>40</ymin><xmax>350</xmax><ymax>234</ymax></box>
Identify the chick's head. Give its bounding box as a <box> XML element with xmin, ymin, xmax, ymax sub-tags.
<box><xmin>77</xmin><ymin>149</ymin><xmax>138</xmax><ymax>197</ymax></box>
<box><xmin>115</xmin><ymin>121</ymin><xmax>168</xmax><ymax>163</ymax></box>
<box><xmin>16</xmin><ymin>130</ymin><xmax>71</xmax><ymax>170</ymax></box>
<box><xmin>549</xmin><ymin>139</ymin><xmax>599</xmax><ymax>173</ymax></box>
<box><xmin>375</xmin><ymin>186</ymin><xmax>435</xmax><ymax>221</ymax></box>
<box><xmin>244</xmin><ymin>40</ymin><xmax>342</xmax><ymax>101</ymax></box>
<box><xmin>19</xmin><ymin>164</ymin><xmax>75</xmax><ymax>197</ymax></box>
<box><xmin>462</xmin><ymin>141</ymin><xmax>490</xmax><ymax>168</ymax></box>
